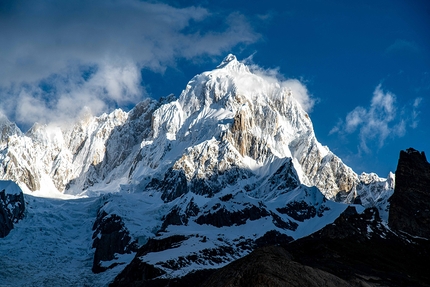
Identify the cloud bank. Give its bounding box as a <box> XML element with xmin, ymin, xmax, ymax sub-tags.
<box><xmin>330</xmin><ymin>84</ymin><xmax>422</xmax><ymax>153</ymax></box>
<box><xmin>0</xmin><ymin>0</ymin><xmax>259</xmax><ymax>128</ymax></box>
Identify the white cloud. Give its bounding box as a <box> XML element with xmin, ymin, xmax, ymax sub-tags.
<box><xmin>385</xmin><ymin>39</ymin><xmax>420</xmax><ymax>55</ymax></box>
<box><xmin>282</xmin><ymin>79</ymin><xmax>315</xmax><ymax>113</ymax></box>
<box><xmin>410</xmin><ymin>97</ymin><xmax>423</xmax><ymax>128</ymax></box>
<box><xmin>0</xmin><ymin>0</ymin><xmax>259</xmax><ymax>128</ymax></box>
<box><xmin>246</xmin><ymin>62</ymin><xmax>316</xmax><ymax>112</ymax></box>
<box><xmin>0</xmin><ymin>1</ymin><xmax>259</xmax><ymax>84</ymax></box>
<box><xmin>413</xmin><ymin>97</ymin><xmax>422</xmax><ymax>108</ymax></box>
<box><xmin>330</xmin><ymin>84</ymin><xmax>421</xmax><ymax>153</ymax></box>
<box><xmin>344</xmin><ymin>106</ymin><xmax>366</xmax><ymax>133</ymax></box>
<box><xmin>1</xmin><ymin>61</ymin><xmax>143</xmax><ymax>128</ymax></box>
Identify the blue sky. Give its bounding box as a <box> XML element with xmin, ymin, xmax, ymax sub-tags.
<box><xmin>0</xmin><ymin>0</ymin><xmax>429</xmax><ymax>177</ymax></box>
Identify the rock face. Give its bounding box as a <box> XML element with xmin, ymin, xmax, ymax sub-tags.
<box><xmin>389</xmin><ymin>148</ymin><xmax>430</xmax><ymax>238</ymax></box>
<box><xmin>115</xmin><ymin>203</ymin><xmax>430</xmax><ymax>287</ymax></box>
<box><xmin>0</xmin><ymin>180</ymin><xmax>25</xmax><ymax>238</ymax></box>
<box><xmin>110</xmin><ymin>161</ymin><xmax>347</xmax><ymax>283</ymax></box>
<box><xmin>92</xmin><ymin>205</ymin><xmax>138</xmax><ymax>273</ymax></box>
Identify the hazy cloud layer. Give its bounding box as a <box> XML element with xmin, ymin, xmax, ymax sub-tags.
<box><xmin>330</xmin><ymin>85</ymin><xmax>422</xmax><ymax>153</ymax></box>
<box><xmin>0</xmin><ymin>0</ymin><xmax>258</xmax><ymax>128</ymax></box>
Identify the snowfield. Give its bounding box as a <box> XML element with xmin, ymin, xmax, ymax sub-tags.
<box><xmin>0</xmin><ymin>194</ymin><xmax>117</xmax><ymax>286</ymax></box>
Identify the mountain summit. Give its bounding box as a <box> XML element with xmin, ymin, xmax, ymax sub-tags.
<box><xmin>216</xmin><ymin>53</ymin><xmax>239</xmax><ymax>68</ymax></box>
<box><xmin>0</xmin><ymin>55</ymin><xmax>395</xmax><ymax>285</ymax></box>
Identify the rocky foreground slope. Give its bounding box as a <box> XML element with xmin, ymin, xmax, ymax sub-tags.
<box><xmin>0</xmin><ymin>55</ymin><xmax>399</xmax><ymax>285</ymax></box>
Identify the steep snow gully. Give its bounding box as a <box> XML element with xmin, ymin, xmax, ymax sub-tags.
<box><xmin>0</xmin><ymin>55</ymin><xmax>396</xmax><ymax>286</ymax></box>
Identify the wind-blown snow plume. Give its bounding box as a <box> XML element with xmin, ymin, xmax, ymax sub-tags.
<box><xmin>246</xmin><ymin>63</ymin><xmax>315</xmax><ymax>112</ymax></box>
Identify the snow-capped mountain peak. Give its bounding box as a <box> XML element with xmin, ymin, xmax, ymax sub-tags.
<box><xmin>0</xmin><ymin>55</ymin><xmax>396</xmax><ymax>285</ymax></box>
<box><xmin>0</xmin><ymin>55</ymin><xmax>393</xmax><ymax>203</ymax></box>
<box><xmin>0</xmin><ymin>114</ymin><xmax>23</xmax><ymax>146</ymax></box>
<box><xmin>216</xmin><ymin>53</ymin><xmax>240</xmax><ymax>68</ymax></box>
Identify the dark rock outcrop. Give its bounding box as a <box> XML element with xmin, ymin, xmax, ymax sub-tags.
<box><xmin>110</xmin><ymin>260</ymin><xmax>166</xmax><ymax>287</ymax></box>
<box><xmin>111</xmin><ymin>267</ymin><xmax>213</xmax><ymax>287</ymax></box>
<box><xmin>313</xmin><ymin>206</ymin><xmax>386</xmax><ymax>242</ymax></box>
<box><xmin>0</xmin><ymin>181</ymin><xmax>25</xmax><ymax>238</ymax></box>
<box><xmin>92</xmin><ymin>210</ymin><xmax>138</xmax><ymax>273</ymax></box>
<box><xmin>267</xmin><ymin>158</ymin><xmax>300</xmax><ymax>191</ymax></box>
<box><xmin>202</xmin><ymin>245</ymin><xmax>352</xmax><ymax>287</ymax></box>
<box><xmin>193</xmin><ymin>202</ymin><xmax>298</xmax><ymax>230</ymax></box>
<box><xmin>135</xmin><ymin>235</ymin><xmax>189</xmax><ymax>257</ymax></box>
<box><xmin>148</xmin><ymin>168</ymin><xmax>188</xmax><ymax>202</ymax></box>
<box><xmin>110</xmin><ymin>235</ymin><xmax>188</xmax><ymax>286</ymax></box>
<box><xmin>195</xmin><ymin>205</ymin><xmax>270</xmax><ymax>227</ymax></box>
<box><xmin>277</xmin><ymin>200</ymin><xmax>329</xmax><ymax>222</ymax></box>
<box><xmin>389</xmin><ymin>148</ymin><xmax>430</xmax><ymax>238</ymax></box>
<box><xmin>254</xmin><ymin>230</ymin><xmax>294</xmax><ymax>248</ymax></box>
<box><xmin>160</xmin><ymin>199</ymin><xmax>200</xmax><ymax>231</ymax></box>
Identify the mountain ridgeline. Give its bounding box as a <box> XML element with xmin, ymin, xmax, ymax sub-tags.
<box><xmin>1</xmin><ymin>55</ymin><xmax>426</xmax><ymax>286</ymax></box>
